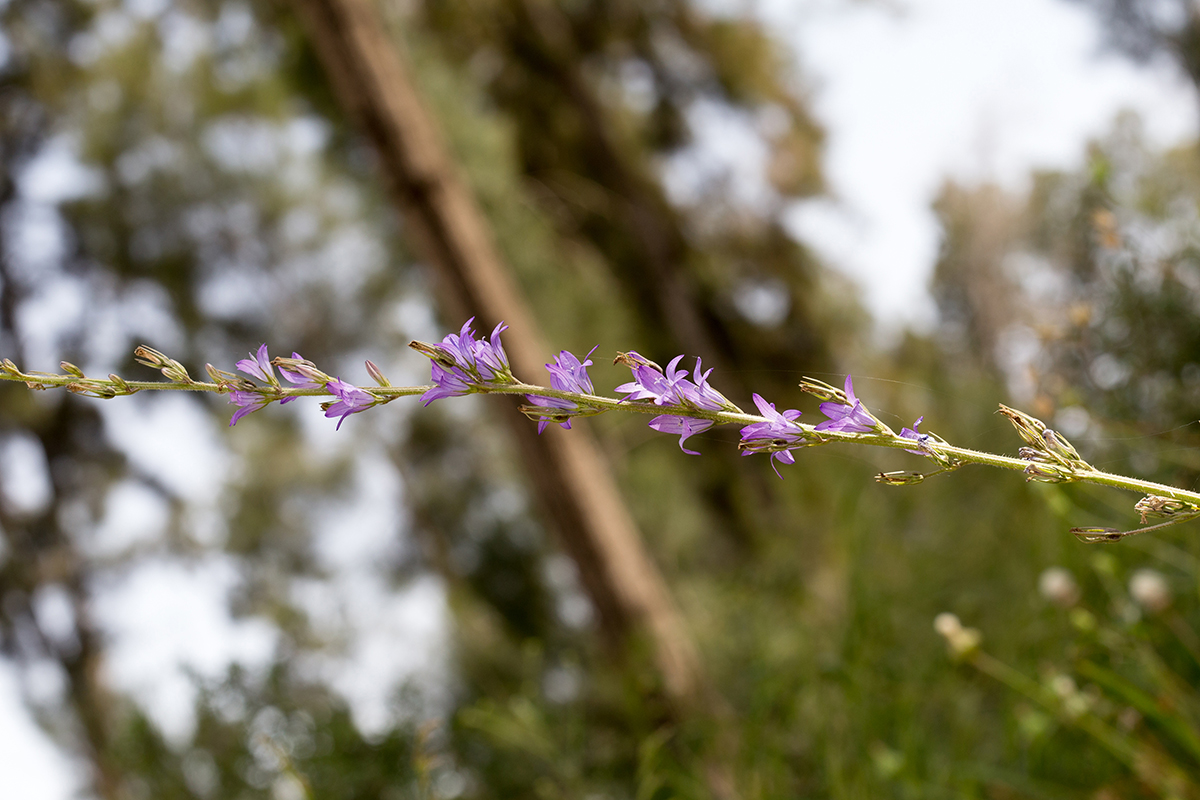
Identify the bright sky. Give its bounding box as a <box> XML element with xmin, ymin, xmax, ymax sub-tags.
<box><xmin>3</xmin><ymin>2</ymin><xmax>1199</xmax><ymax>798</ymax></box>
<box><xmin>770</xmin><ymin>0</ymin><xmax>1198</xmax><ymax>332</ymax></box>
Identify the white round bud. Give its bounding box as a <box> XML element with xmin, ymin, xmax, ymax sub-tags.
<box><xmin>1129</xmin><ymin>569</ymin><xmax>1171</xmax><ymax>614</ymax></box>
<box><xmin>1038</xmin><ymin>567</ymin><xmax>1080</xmax><ymax>608</ymax></box>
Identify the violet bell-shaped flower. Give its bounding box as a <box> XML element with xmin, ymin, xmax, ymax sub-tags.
<box><xmin>739</xmin><ymin>393</ymin><xmax>806</xmax><ymax>478</ymax></box>
<box><xmin>228</xmin><ymin>389</ymin><xmax>270</xmax><ymax>427</ymax></box>
<box><xmin>649</xmin><ymin>415</ymin><xmax>713</xmax><ymax>456</ymax></box>
<box><xmin>236</xmin><ymin>344</ymin><xmax>277</xmax><ymax>385</ymax></box>
<box><xmin>524</xmin><ymin>347</ymin><xmax>598</xmax><ymax>433</ymax></box>
<box><xmin>323</xmin><ymin>378</ymin><xmax>378</xmax><ymax>430</ymax></box>
<box><xmin>815</xmin><ymin>375</ymin><xmax>877</xmax><ymax>434</ymax></box>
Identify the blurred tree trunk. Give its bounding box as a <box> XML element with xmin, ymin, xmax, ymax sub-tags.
<box><xmin>288</xmin><ymin>0</ymin><xmax>707</xmax><ymax>711</ymax></box>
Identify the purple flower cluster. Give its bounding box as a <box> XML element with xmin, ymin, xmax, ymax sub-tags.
<box><xmin>226</xmin><ymin>324</ymin><xmax>931</xmax><ymax>483</ymax></box>
<box><xmin>228</xmin><ymin>344</ymin><xmax>377</xmax><ymax>429</ymax></box>
<box><xmin>738</xmin><ymin>393</ymin><xmax>807</xmax><ymax>478</ymax></box>
<box><xmin>525</xmin><ymin>347</ymin><xmax>598</xmax><ymax>433</ymax></box>
<box><xmin>615</xmin><ymin>353</ymin><xmax>731</xmax><ymax>455</ymax></box>
<box><xmin>410</xmin><ymin>317</ymin><xmax>514</xmax><ymax>406</ymax></box>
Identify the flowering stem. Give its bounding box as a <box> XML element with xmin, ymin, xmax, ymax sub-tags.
<box><xmin>5</xmin><ymin>352</ymin><xmax>1199</xmax><ymax>539</ymax></box>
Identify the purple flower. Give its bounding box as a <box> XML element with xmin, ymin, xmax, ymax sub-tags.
<box><xmin>277</xmin><ymin>352</ymin><xmax>324</xmax><ymax>404</ymax></box>
<box><xmin>815</xmin><ymin>375</ymin><xmax>876</xmax><ymax>434</ymax></box>
<box><xmin>472</xmin><ymin>321</ymin><xmax>511</xmax><ymax>382</ymax></box>
<box><xmin>525</xmin><ymin>347</ymin><xmax>597</xmax><ymax>433</ymax></box>
<box><xmin>900</xmin><ymin>415</ymin><xmax>928</xmax><ymax>455</ymax></box>
<box><xmin>420</xmin><ymin>362</ymin><xmax>474</xmax><ymax>406</ymax></box>
<box><xmin>324</xmin><ymin>378</ymin><xmax>377</xmax><ymax>429</ymax></box>
<box><xmin>236</xmin><ymin>344</ymin><xmax>276</xmax><ymax>384</ymax></box>
<box><xmin>739</xmin><ymin>393</ymin><xmax>806</xmax><ymax>478</ymax></box>
<box><xmin>649</xmin><ymin>415</ymin><xmax>714</xmax><ymax>456</ymax></box>
<box><xmin>684</xmin><ymin>358</ymin><xmax>726</xmax><ymax>411</ymax></box>
<box><xmin>228</xmin><ymin>389</ymin><xmax>270</xmax><ymax>427</ymax></box>
<box><xmin>615</xmin><ymin>352</ymin><xmax>678</xmax><ymax>404</ymax></box>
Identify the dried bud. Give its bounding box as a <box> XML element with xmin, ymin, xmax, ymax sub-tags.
<box><xmin>1019</xmin><ymin>446</ymin><xmax>1051</xmax><ymax>463</ymax></box>
<box><xmin>1071</xmin><ymin>526</ymin><xmax>1123</xmax><ymax>543</ymax></box>
<box><xmin>67</xmin><ymin>379</ymin><xmax>117</xmax><ymax>399</ymax></box>
<box><xmin>273</xmin><ymin>356</ymin><xmax>331</xmax><ymax>385</ymax></box>
<box><xmin>998</xmin><ymin>404</ymin><xmax>1048</xmax><ymax>448</ymax></box>
<box><xmin>799</xmin><ymin>376</ymin><xmax>848</xmax><ymax>403</ymax></box>
<box><xmin>60</xmin><ymin>361</ymin><xmax>85</xmax><ymax>378</ymax></box>
<box><xmin>206</xmin><ymin>364</ymin><xmax>254</xmax><ymax>391</ymax></box>
<box><xmin>1023</xmin><ymin>462</ymin><xmax>1075</xmax><ymax>483</ymax></box>
<box><xmin>1042</xmin><ymin>429</ymin><xmax>1083</xmax><ymax>464</ymax></box>
<box><xmin>1129</xmin><ymin>568</ymin><xmax>1170</xmax><ymax>613</ymax></box>
<box><xmin>134</xmin><ymin>346</ymin><xmax>171</xmax><ymax>369</ymax></box>
<box><xmin>1134</xmin><ymin>495</ymin><xmax>1198</xmax><ymax>524</ymax></box>
<box><xmin>876</xmin><ymin>470</ymin><xmax>926</xmax><ymax>485</ymax></box>
<box><xmin>135</xmin><ymin>346</ymin><xmax>193</xmax><ymax>383</ymax></box>
<box><xmin>365</xmin><ymin>360</ymin><xmax>390</xmax><ymax>387</ymax></box>
<box><xmin>613</xmin><ymin>351</ymin><xmax>661</xmax><ymax>371</ymax></box>
<box><xmin>1038</xmin><ymin>567</ymin><xmax>1080</xmax><ymax>608</ymax></box>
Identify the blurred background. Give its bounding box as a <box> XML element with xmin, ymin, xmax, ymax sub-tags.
<box><xmin>4</xmin><ymin>0</ymin><xmax>1200</xmax><ymax>796</ymax></box>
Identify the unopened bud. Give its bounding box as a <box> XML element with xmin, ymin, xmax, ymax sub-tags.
<box><xmin>108</xmin><ymin>374</ymin><xmax>133</xmax><ymax>394</ymax></box>
<box><xmin>60</xmin><ymin>361</ymin><xmax>85</xmax><ymax>378</ymax></box>
<box><xmin>365</xmin><ymin>360</ymin><xmax>390</xmax><ymax>387</ymax></box>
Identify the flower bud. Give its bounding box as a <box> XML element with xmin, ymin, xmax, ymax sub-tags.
<box><xmin>60</xmin><ymin>361</ymin><xmax>85</xmax><ymax>378</ymax></box>
<box><xmin>365</xmin><ymin>360</ymin><xmax>390</xmax><ymax>387</ymax></box>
